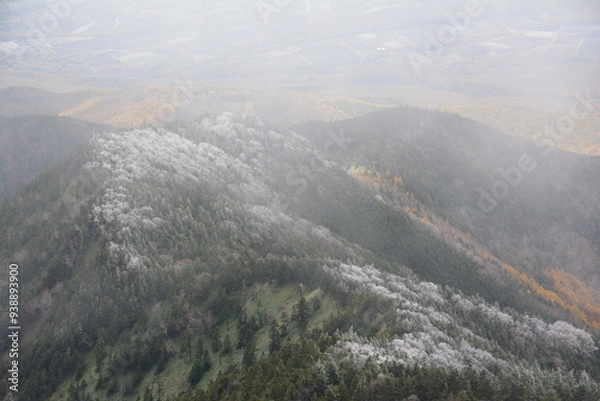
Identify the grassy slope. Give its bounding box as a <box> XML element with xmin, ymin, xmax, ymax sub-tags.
<box><xmin>49</xmin><ymin>283</ymin><xmax>341</xmax><ymax>401</ymax></box>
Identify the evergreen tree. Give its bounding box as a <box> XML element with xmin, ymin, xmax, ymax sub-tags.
<box><xmin>294</xmin><ymin>296</ymin><xmax>309</xmax><ymax>334</ymax></box>
<box><xmin>211</xmin><ymin>331</ymin><xmax>221</xmax><ymax>354</ymax></box>
<box><xmin>280</xmin><ymin>312</ymin><xmax>290</xmax><ymax>337</ymax></box>
<box><xmin>188</xmin><ymin>361</ymin><xmax>204</xmax><ymax>386</ymax></box>
<box><xmin>269</xmin><ymin>319</ymin><xmax>282</xmax><ymax>355</ymax></box>
<box><xmin>155</xmin><ymin>349</ymin><xmax>168</xmax><ymax>375</ymax></box>
<box><xmin>94</xmin><ymin>338</ymin><xmax>106</xmax><ymax>373</ymax></box>
<box><xmin>242</xmin><ymin>341</ymin><xmax>256</xmax><ymax>367</ymax></box>
<box><xmin>222</xmin><ymin>333</ymin><xmax>233</xmax><ymax>356</ymax></box>
<box><xmin>196</xmin><ymin>338</ymin><xmax>204</xmax><ymax>358</ymax></box>
<box><xmin>202</xmin><ymin>349</ymin><xmax>212</xmax><ymax>372</ymax></box>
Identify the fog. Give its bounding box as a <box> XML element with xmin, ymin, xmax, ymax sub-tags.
<box><xmin>2</xmin><ymin>1</ymin><xmax>598</xmax><ymax>96</ymax></box>
<box><xmin>0</xmin><ymin>1</ymin><xmax>599</xmax><ymax>154</ymax></box>
<box><xmin>2</xmin><ymin>3</ymin><xmax>600</xmax><ymax>401</ymax></box>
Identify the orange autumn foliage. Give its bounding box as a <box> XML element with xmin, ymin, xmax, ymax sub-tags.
<box><xmin>393</xmin><ymin>176</ymin><xmax>404</xmax><ymax>187</ymax></box>
<box><xmin>349</xmin><ymin>165</ymin><xmax>404</xmax><ymax>188</ymax></box>
<box><xmin>546</xmin><ymin>269</ymin><xmax>600</xmax><ymax>326</ymax></box>
<box><xmin>502</xmin><ymin>264</ymin><xmax>600</xmax><ymax>330</ymax></box>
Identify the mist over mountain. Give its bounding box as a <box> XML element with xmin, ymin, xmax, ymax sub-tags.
<box><xmin>294</xmin><ymin>107</ymin><xmax>600</xmax><ymax>308</ymax></box>
<box><xmin>1</xmin><ymin>1</ymin><xmax>599</xmax><ymax>400</ymax></box>
<box><xmin>0</xmin><ymin>115</ymin><xmax>110</xmax><ymax>199</ymax></box>
<box><xmin>0</xmin><ymin>110</ymin><xmax>598</xmax><ymax>400</ymax></box>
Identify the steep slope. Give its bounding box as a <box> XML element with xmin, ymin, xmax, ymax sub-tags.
<box><xmin>180</xmin><ymin>262</ymin><xmax>600</xmax><ymax>401</ymax></box>
<box><xmin>0</xmin><ymin>112</ymin><xmax>598</xmax><ymax>400</ymax></box>
<box><xmin>294</xmin><ymin>107</ymin><xmax>600</xmax><ymax>327</ymax></box>
<box><xmin>0</xmin><ymin>113</ymin><xmax>379</xmax><ymax>399</ymax></box>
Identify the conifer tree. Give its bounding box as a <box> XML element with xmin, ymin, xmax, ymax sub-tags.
<box><xmin>211</xmin><ymin>331</ymin><xmax>221</xmax><ymax>354</ymax></box>
<box><xmin>269</xmin><ymin>319</ymin><xmax>282</xmax><ymax>355</ymax></box>
<box><xmin>202</xmin><ymin>350</ymin><xmax>212</xmax><ymax>372</ymax></box>
<box><xmin>295</xmin><ymin>296</ymin><xmax>309</xmax><ymax>334</ymax></box>
<box><xmin>222</xmin><ymin>333</ymin><xmax>233</xmax><ymax>356</ymax></box>
<box><xmin>242</xmin><ymin>341</ymin><xmax>256</xmax><ymax>367</ymax></box>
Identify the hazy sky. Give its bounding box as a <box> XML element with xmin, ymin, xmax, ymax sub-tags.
<box><xmin>0</xmin><ymin>0</ymin><xmax>598</xmax><ymax>104</ymax></box>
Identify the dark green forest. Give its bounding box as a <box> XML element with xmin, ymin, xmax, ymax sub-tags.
<box><xmin>0</xmin><ymin>110</ymin><xmax>599</xmax><ymax>401</ymax></box>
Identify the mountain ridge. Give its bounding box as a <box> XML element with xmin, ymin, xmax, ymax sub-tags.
<box><xmin>1</xmin><ymin>109</ymin><xmax>598</xmax><ymax>400</ymax></box>
<box><xmin>293</xmin><ymin>107</ymin><xmax>600</xmax><ymax>324</ymax></box>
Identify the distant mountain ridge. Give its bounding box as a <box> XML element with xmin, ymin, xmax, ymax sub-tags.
<box><xmin>0</xmin><ymin>115</ymin><xmax>110</xmax><ymax>199</ymax></box>
<box><xmin>0</xmin><ymin>87</ymin><xmax>95</xmax><ymax>117</ymax></box>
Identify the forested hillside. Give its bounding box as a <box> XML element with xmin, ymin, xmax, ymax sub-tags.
<box><xmin>294</xmin><ymin>107</ymin><xmax>600</xmax><ymax>327</ymax></box>
<box><xmin>0</xmin><ymin>111</ymin><xmax>598</xmax><ymax>401</ymax></box>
